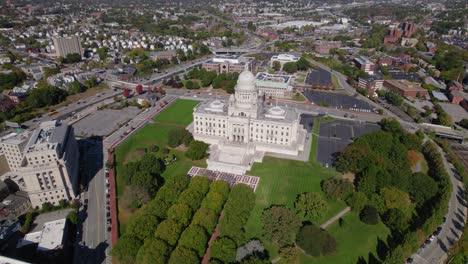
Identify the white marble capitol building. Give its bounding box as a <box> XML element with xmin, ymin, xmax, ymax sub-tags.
<box><xmin>192</xmin><ymin>70</ymin><xmax>307</xmax><ymax>174</ymax></box>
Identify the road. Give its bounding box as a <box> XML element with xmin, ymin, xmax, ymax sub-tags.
<box><xmin>410</xmin><ymin>144</ymin><xmax>467</xmax><ymax>264</ymax></box>
<box><xmin>73</xmin><ymin>95</ymin><xmax>178</xmax><ymax>264</ymax></box>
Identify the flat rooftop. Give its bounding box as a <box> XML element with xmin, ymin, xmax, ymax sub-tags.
<box><xmin>24</xmin><ymin>121</ymin><xmax>70</xmax><ymax>154</ymax></box>
<box><xmin>255</xmin><ymin>72</ymin><xmax>292</xmax><ymax>88</ymax></box>
<box><xmin>0</xmin><ymin>131</ymin><xmax>29</xmax><ymax>146</ymax></box>
<box><xmin>384</xmin><ymin>79</ymin><xmax>426</xmax><ymax>92</ymax></box>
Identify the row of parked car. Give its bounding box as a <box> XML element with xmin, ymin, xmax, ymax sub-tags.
<box><xmin>105</xmin><ymin>168</ymin><xmax>111</xmax><ymax>232</ymax></box>
<box><xmin>406</xmin><ymin>222</ymin><xmax>444</xmax><ymax>263</ymax></box>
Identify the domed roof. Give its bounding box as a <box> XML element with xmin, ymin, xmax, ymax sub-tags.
<box><xmin>236</xmin><ymin>70</ymin><xmax>256</xmax><ymax>91</ymax></box>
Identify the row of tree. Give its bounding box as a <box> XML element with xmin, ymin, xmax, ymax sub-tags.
<box><xmin>211</xmin><ymin>184</ymin><xmax>256</xmax><ymax>262</ymax></box>
<box><xmin>112</xmin><ymin>173</ymin><xmax>191</xmax><ymax>263</ymax></box>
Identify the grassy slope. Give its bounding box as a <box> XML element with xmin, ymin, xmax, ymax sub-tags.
<box><xmin>153</xmin><ymin>99</ymin><xmax>200</xmax><ymax>125</ymax></box>
<box><xmin>301</xmin><ymin>211</ymin><xmax>390</xmax><ymax>264</ymax></box>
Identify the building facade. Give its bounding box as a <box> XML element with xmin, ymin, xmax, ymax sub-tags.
<box><xmin>0</xmin><ymin>132</ymin><xmax>29</xmax><ymax>172</ymax></box>
<box><xmin>18</xmin><ymin>121</ymin><xmax>79</xmax><ymax>208</ymax></box>
<box><xmin>193</xmin><ymin>70</ymin><xmax>306</xmax><ymax>174</ymax></box>
<box><xmin>255</xmin><ymin>72</ymin><xmax>294</xmax><ymax>98</ymax></box>
<box><xmin>353</xmin><ymin>56</ymin><xmax>375</xmax><ymax>75</ymax></box>
<box><xmin>202</xmin><ymin>55</ymin><xmax>256</xmax><ymax>74</ymax></box>
<box><xmin>314</xmin><ymin>41</ymin><xmax>341</xmax><ymax>54</ymax></box>
<box><xmin>53</xmin><ymin>36</ymin><xmax>83</xmax><ymax>57</ymax></box>
<box><xmin>270</xmin><ymin>54</ymin><xmax>299</xmax><ymax>69</ymax></box>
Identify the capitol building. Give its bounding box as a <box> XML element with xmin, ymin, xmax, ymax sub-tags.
<box><xmin>192</xmin><ymin>70</ymin><xmax>307</xmax><ymax>174</ymax></box>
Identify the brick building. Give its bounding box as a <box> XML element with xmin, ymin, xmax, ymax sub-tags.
<box><xmin>383</xmin><ymin>79</ymin><xmax>428</xmax><ymax>98</ymax></box>
<box><xmin>353</xmin><ymin>56</ymin><xmax>375</xmax><ymax>75</ymax></box>
<box><xmin>314</xmin><ymin>41</ymin><xmax>341</xmax><ymax>54</ymax></box>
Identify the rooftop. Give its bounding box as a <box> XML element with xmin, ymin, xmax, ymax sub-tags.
<box><xmin>24</xmin><ymin>121</ymin><xmax>70</xmax><ymax>155</ymax></box>
<box><xmin>384</xmin><ymin>79</ymin><xmax>426</xmax><ymax>92</ymax></box>
<box><xmin>255</xmin><ymin>72</ymin><xmax>292</xmax><ymax>88</ymax></box>
<box><xmin>0</xmin><ymin>131</ymin><xmax>29</xmax><ymax>146</ymax></box>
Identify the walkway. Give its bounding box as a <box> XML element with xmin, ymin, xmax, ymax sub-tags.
<box><xmin>201</xmin><ymin>212</ymin><xmax>224</xmax><ymax>264</ymax></box>
<box><xmin>320</xmin><ymin>207</ymin><xmax>351</xmax><ymax>229</ymax></box>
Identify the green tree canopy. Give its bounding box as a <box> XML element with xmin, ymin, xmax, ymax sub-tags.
<box><xmin>154</xmin><ymin>219</ymin><xmax>184</xmax><ymax>246</ymax></box>
<box><xmin>296</xmin><ymin>225</ymin><xmax>337</xmax><ymax>257</ymax></box>
<box><xmin>136</xmin><ymin>238</ymin><xmax>170</xmax><ymax>264</ymax></box>
<box><xmin>210</xmin><ymin>237</ymin><xmax>238</xmax><ymax>263</ymax></box>
<box><xmin>167</xmin><ymin>203</ymin><xmax>193</xmax><ymax>227</ymax></box>
<box><xmin>261</xmin><ymin>206</ymin><xmax>302</xmax><ymax>247</ymax></box>
<box><xmin>111</xmin><ymin>235</ymin><xmax>143</xmax><ymax>263</ymax></box>
<box><xmin>178</xmin><ymin>225</ymin><xmax>209</xmax><ymax>257</ymax></box>
<box><xmin>294</xmin><ymin>192</ymin><xmax>328</xmax><ymax>221</ymax></box>
<box><xmin>168</xmin><ymin>246</ymin><xmax>199</xmax><ymax>264</ymax></box>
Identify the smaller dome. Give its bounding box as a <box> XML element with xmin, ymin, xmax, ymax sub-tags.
<box><xmin>268</xmin><ymin>106</ymin><xmax>285</xmax><ymax>116</ymax></box>
<box><xmin>210</xmin><ymin>100</ymin><xmax>224</xmax><ymax>109</ymax></box>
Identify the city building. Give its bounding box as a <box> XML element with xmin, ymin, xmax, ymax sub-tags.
<box><xmin>270</xmin><ymin>54</ymin><xmax>299</xmax><ymax>69</ymax></box>
<box><xmin>448</xmin><ymin>90</ymin><xmax>468</xmax><ymax>105</ymax></box>
<box><xmin>358</xmin><ymin>74</ymin><xmax>384</xmax><ymax>96</ymax></box>
<box><xmin>18</xmin><ymin>121</ymin><xmax>79</xmax><ymax>208</ymax></box>
<box><xmin>202</xmin><ymin>55</ymin><xmax>256</xmax><ymax>74</ymax></box>
<box><xmin>353</xmin><ymin>56</ymin><xmax>375</xmax><ymax>75</ymax></box>
<box><xmin>0</xmin><ymin>217</ymin><xmax>20</xmax><ymax>244</ymax></box>
<box><xmin>314</xmin><ymin>40</ymin><xmax>341</xmax><ymax>54</ymax></box>
<box><xmin>383</xmin><ymin>79</ymin><xmax>428</xmax><ymax>98</ymax></box>
<box><xmin>0</xmin><ymin>132</ymin><xmax>30</xmax><ymax>172</ymax></box>
<box><xmin>255</xmin><ymin>72</ymin><xmax>294</xmax><ymax>98</ymax></box>
<box><xmin>193</xmin><ymin>70</ymin><xmax>307</xmax><ymax>174</ymax></box>
<box><xmin>17</xmin><ymin>217</ymin><xmax>68</xmax><ymax>253</ymax></box>
<box><xmin>447</xmin><ymin>81</ymin><xmax>463</xmax><ymax>92</ymax></box>
<box><xmin>52</xmin><ymin>36</ymin><xmax>83</xmax><ymax>57</ymax></box>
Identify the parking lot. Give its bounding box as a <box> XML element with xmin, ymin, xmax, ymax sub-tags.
<box><xmin>303</xmin><ymin>89</ymin><xmax>375</xmax><ymax>112</ymax></box>
<box><xmin>73</xmin><ymin>107</ymin><xmax>140</xmax><ymax>137</ymax></box>
<box><xmin>316</xmin><ymin>120</ymin><xmax>380</xmax><ymax>167</ymax></box>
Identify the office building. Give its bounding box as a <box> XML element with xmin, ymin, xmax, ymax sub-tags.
<box><xmin>52</xmin><ymin>36</ymin><xmax>83</xmax><ymax>57</ymax></box>
<box><xmin>202</xmin><ymin>55</ymin><xmax>256</xmax><ymax>74</ymax></box>
<box><xmin>354</xmin><ymin>56</ymin><xmax>375</xmax><ymax>75</ymax></box>
<box><xmin>18</xmin><ymin>121</ymin><xmax>79</xmax><ymax>208</ymax></box>
<box><xmin>255</xmin><ymin>72</ymin><xmax>294</xmax><ymax>98</ymax></box>
<box><xmin>383</xmin><ymin>79</ymin><xmax>428</xmax><ymax>98</ymax></box>
<box><xmin>270</xmin><ymin>54</ymin><xmax>299</xmax><ymax>69</ymax></box>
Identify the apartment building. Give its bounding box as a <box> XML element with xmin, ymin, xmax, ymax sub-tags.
<box><xmin>354</xmin><ymin>56</ymin><xmax>375</xmax><ymax>75</ymax></box>
<box><xmin>18</xmin><ymin>121</ymin><xmax>79</xmax><ymax>208</ymax></box>
<box><xmin>53</xmin><ymin>36</ymin><xmax>83</xmax><ymax>57</ymax></box>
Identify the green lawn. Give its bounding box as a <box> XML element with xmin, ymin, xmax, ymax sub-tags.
<box><xmin>301</xmin><ymin>211</ymin><xmax>390</xmax><ymax>264</ymax></box>
<box><xmin>243</xmin><ymin>117</ymin><xmax>389</xmax><ymax>263</ymax></box>
<box><xmin>153</xmin><ymin>99</ymin><xmax>200</xmax><ymax>125</ymax></box>
<box><xmin>115</xmin><ymin>99</ymin><xmax>207</xmax><ymax>233</ymax></box>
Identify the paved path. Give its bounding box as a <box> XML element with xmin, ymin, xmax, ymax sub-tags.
<box><xmin>320</xmin><ymin>207</ymin><xmax>351</xmax><ymax>229</ymax></box>
<box><xmin>201</xmin><ymin>212</ymin><xmax>224</xmax><ymax>264</ymax></box>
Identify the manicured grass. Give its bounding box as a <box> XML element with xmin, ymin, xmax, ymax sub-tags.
<box><xmin>300</xmin><ymin>211</ymin><xmax>390</xmax><ymax>264</ymax></box>
<box><xmin>153</xmin><ymin>99</ymin><xmax>200</xmax><ymax>125</ymax></box>
<box><xmin>332</xmin><ymin>74</ymin><xmax>340</xmax><ymax>89</ymax></box>
<box><xmin>244</xmin><ymin>116</ymin><xmax>345</xmax><ymax>258</ymax></box>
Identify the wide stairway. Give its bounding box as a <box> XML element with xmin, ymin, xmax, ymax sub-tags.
<box><xmin>207</xmin><ymin>140</ymin><xmax>264</xmax><ymax>174</ymax></box>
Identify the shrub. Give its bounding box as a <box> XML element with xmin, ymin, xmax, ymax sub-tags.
<box><xmin>296</xmin><ymin>225</ymin><xmax>337</xmax><ymax>257</ymax></box>
<box><xmin>185</xmin><ymin>140</ymin><xmax>209</xmax><ymax>160</ymax></box>
<box><xmin>359</xmin><ymin>205</ymin><xmax>379</xmax><ymax>225</ymax></box>
<box><xmin>321</xmin><ymin>178</ymin><xmax>354</xmax><ymax>200</ymax></box>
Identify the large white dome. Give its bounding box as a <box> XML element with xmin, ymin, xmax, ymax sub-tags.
<box><xmin>236</xmin><ymin>70</ymin><xmax>256</xmax><ymax>91</ymax></box>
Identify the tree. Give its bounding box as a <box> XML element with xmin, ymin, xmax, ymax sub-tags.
<box><xmin>185</xmin><ymin>140</ymin><xmax>209</xmax><ymax>160</ymax></box>
<box><xmin>43</xmin><ymin>67</ymin><xmax>60</xmax><ymax>78</ymax></box>
<box><xmin>136</xmin><ymin>84</ymin><xmax>143</xmax><ymax>94</ymax></box>
<box><xmin>189</xmin><ymin>176</ymin><xmax>211</xmax><ymax>195</ymax></box>
<box><xmin>136</xmin><ymin>238</ymin><xmax>170</xmax><ymax>264</ymax></box>
<box><xmin>360</xmin><ymin>205</ymin><xmax>379</xmax><ymax>225</ymax></box>
<box><xmin>168</xmin><ymin>246</ymin><xmax>199</xmax><ymax>264</ymax></box>
<box><xmin>178</xmin><ymin>225</ymin><xmax>209</xmax><ymax>257</ymax></box>
<box><xmin>122</xmin><ymin>88</ymin><xmax>131</xmax><ymax>98</ymax></box>
<box><xmin>211</xmin><ymin>237</ymin><xmax>238</xmax><ymax>263</ymax></box>
<box><xmin>192</xmin><ymin>207</ymin><xmax>218</xmax><ymax>233</ymax></box>
<box><xmin>178</xmin><ymin>188</ymin><xmax>204</xmax><ymax>211</ymax></box>
<box><xmin>409</xmin><ymin>172</ymin><xmax>438</xmax><ymax>206</ymax></box>
<box><xmin>130</xmin><ymin>171</ymin><xmax>159</xmax><ymax>195</ymax></box>
<box><xmin>380</xmin><ymin>187</ymin><xmax>413</xmax><ymax>217</ymax></box>
<box><xmin>283</xmin><ymin>62</ymin><xmax>298</xmax><ymax>74</ymax></box>
<box><xmin>294</xmin><ymin>192</ymin><xmax>328</xmax><ymax>221</ymax></box>
<box><xmin>168</xmin><ymin>128</ymin><xmax>193</xmax><ymax>147</ymax></box>
<box><xmin>154</xmin><ymin>219</ymin><xmax>184</xmax><ymax>246</ymax></box>
<box><xmin>296</xmin><ymin>57</ymin><xmax>310</xmax><ymax>71</ymax></box>
<box><xmin>64</xmin><ymin>53</ymin><xmax>81</xmax><ymax>63</ymax></box>
<box><xmin>111</xmin><ymin>235</ymin><xmax>143</xmax><ymax>263</ymax></box>
<box><xmin>278</xmin><ymin>246</ymin><xmax>301</xmax><ymax>264</ymax></box>
<box><xmin>261</xmin><ymin>206</ymin><xmax>301</xmax><ymax>247</ymax></box>
<box><xmin>121</xmin><ymin>185</ymin><xmax>151</xmax><ymax>209</ymax></box>
<box><xmin>27</xmin><ymin>84</ymin><xmax>67</xmax><ymax>108</ymax></box>
<box><xmin>126</xmin><ymin>213</ymin><xmax>160</xmax><ymax>241</ymax></box>
<box><xmin>459</xmin><ymin>119</ymin><xmax>468</xmax><ymax>129</ymax></box>
<box><xmin>209</xmin><ymin>180</ymin><xmax>230</xmax><ymax>198</ymax></box>
<box><xmin>272</xmin><ymin>61</ymin><xmax>281</xmax><ymax>71</ymax></box>
<box><xmin>296</xmin><ymin>225</ymin><xmax>337</xmax><ymax>256</ymax></box>
<box><xmin>67</xmin><ymin>210</ymin><xmax>78</xmax><ymax>225</ymax></box>
<box><xmin>201</xmin><ymin>191</ymin><xmax>227</xmax><ymax>214</ymax></box>
<box><xmin>346</xmin><ymin>192</ymin><xmax>368</xmax><ymax>211</ymax></box>
<box><xmin>382</xmin><ymin>209</ymin><xmax>410</xmax><ymax>234</ymax></box>
<box><xmin>321</xmin><ymin>178</ymin><xmax>354</xmax><ymax>200</ymax></box>
<box><xmin>167</xmin><ymin>203</ymin><xmax>193</xmax><ymax>226</ymax></box>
